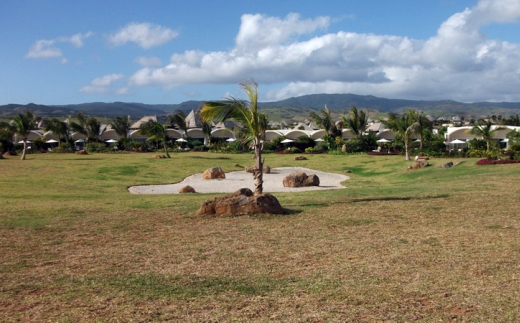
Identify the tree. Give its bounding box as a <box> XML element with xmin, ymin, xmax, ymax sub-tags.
<box><xmin>413</xmin><ymin>112</ymin><xmax>433</xmax><ymax>150</ymax></box>
<box><xmin>168</xmin><ymin>111</ymin><xmax>188</xmax><ymax>139</ymax></box>
<box><xmin>383</xmin><ymin>110</ymin><xmax>421</xmax><ymax>160</ymax></box>
<box><xmin>69</xmin><ymin>112</ymin><xmax>105</xmax><ymax>151</ymax></box>
<box><xmin>0</xmin><ymin>121</ymin><xmax>16</xmax><ymax>157</ymax></box>
<box><xmin>342</xmin><ymin>105</ymin><xmax>368</xmax><ymax>140</ymax></box>
<box><xmin>109</xmin><ymin>115</ymin><xmax>130</xmax><ymax>138</ymax></box>
<box><xmin>137</xmin><ymin>119</ymin><xmax>171</xmax><ymax>158</ymax></box>
<box><xmin>11</xmin><ymin>111</ymin><xmax>36</xmax><ymax>160</ymax></box>
<box><xmin>309</xmin><ymin>105</ymin><xmax>334</xmax><ymax>136</ymax></box>
<box><xmin>200</xmin><ymin>80</ymin><xmax>266</xmax><ymax>195</ymax></box>
<box><xmin>43</xmin><ymin>117</ymin><xmax>68</xmax><ymax>143</ymax></box>
<box><xmin>467</xmin><ymin>120</ymin><xmax>505</xmax><ymax>152</ymax></box>
<box><xmin>201</xmin><ymin>120</ymin><xmax>212</xmax><ymax>145</ymax></box>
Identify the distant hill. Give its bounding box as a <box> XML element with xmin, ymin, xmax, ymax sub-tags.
<box><xmin>2</xmin><ymin>94</ymin><xmax>520</xmax><ymax>121</ymax></box>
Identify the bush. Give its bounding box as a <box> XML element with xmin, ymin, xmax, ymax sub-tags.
<box><xmin>305</xmin><ymin>147</ymin><xmax>315</xmax><ymax>154</ymax></box>
<box><xmin>87</xmin><ymin>142</ymin><xmax>109</xmax><ymax>153</ymax></box>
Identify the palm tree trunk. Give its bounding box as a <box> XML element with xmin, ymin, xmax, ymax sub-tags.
<box><xmin>163</xmin><ymin>141</ymin><xmax>171</xmax><ymax>158</ymax></box>
<box><xmin>254</xmin><ymin>138</ymin><xmax>263</xmax><ymax>195</ymax></box>
<box><xmin>405</xmin><ymin>140</ymin><xmax>410</xmax><ymax>161</ymax></box>
<box><xmin>21</xmin><ymin>139</ymin><xmax>27</xmax><ymax>160</ymax></box>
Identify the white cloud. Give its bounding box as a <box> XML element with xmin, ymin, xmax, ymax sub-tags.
<box><xmin>25</xmin><ymin>40</ymin><xmax>62</xmax><ymax>58</ymax></box>
<box><xmin>108</xmin><ymin>22</ymin><xmax>178</xmax><ymax>49</ymax></box>
<box><xmin>134</xmin><ymin>56</ymin><xmax>163</xmax><ymax>67</ymax></box>
<box><xmin>80</xmin><ymin>73</ymin><xmax>125</xmax><ymax>93</ymax></box>
<box><xmin>26</xmin><ymin>32</ymin><xmax>93</xmax><ymax>60</ymax></box>
<box><xmin>124</xmin><ymin>0</ymin><xmax>520</xmax><ymax>102</ymax></box>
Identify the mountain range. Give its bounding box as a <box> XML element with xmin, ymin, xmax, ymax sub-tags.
<box><xmin>2</xmin><ymin>94</ymin><xmax>520</xmax><ymax>121</ymax></box>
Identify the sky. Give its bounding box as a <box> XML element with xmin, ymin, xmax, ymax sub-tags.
<box><xmin>1</xmin><ymin>0</ymin><xmax>520</xmax><ymax>105</ymax></box>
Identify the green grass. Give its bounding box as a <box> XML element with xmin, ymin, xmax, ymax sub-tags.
<box><xmin>1</xmin><ymin>151</ymin><xmax>520</xmax><ymax>321</ymax></box>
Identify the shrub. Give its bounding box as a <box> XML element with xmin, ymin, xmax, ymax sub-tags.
<box><xmin>305</xmin><ymin>147</ymin><xmax>315</xmax><ymax>154</ymax></box>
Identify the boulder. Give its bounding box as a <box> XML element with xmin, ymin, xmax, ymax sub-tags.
<box><xmin>196</xmin><ymin>188</ymin><xmax>285</xmax><ymax>216</ymax></box>
<box><xmin>294</xmin><ymin>156</ymin><xmax>307</xmax><ymax>160</ymax></box>
<box><xmin>179</xmin><ymin>185</ymin><xmax>196</xmax><ymax>193</ymax></box>
<box><xmin>202</xmin><ymin>167</ymin><xmax>226</xmax><ymax>179</ymax></box>
<box><xmin>282</xmin><ymin>172</ymin><xmax>320</xmax><ymax>187</ymax></box>
<box><xmin>245</xmin><ymin>165</ymin><xmax>271</xmax><ymax>174</ymax></box>
<box><xmin>442</xmin><ymin>162</ymin><xmax>454</xmax><ymax>168</ymax></box>
<box><xmin>75</xmin><ymin>150</ymin><xmax>88</xmax><ymax>155</ymax></box>
<box><xmin>412</xmin><ymin>159</ymin><xmax>429</xmax><ymax>169</ymax></box>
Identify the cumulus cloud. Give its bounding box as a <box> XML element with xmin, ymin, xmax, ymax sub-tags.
<box><xmin>26</xmin><ymin>32</ymin><xmax>93</xmax><ymax>59</ymax></box>
<box><xmin>80</xmin><ymin>73</ymin><xmax>125</xmax><ymax>93</ymax></box>
<box><xmin>108</xmin><ymin>22</ymin><xmax>178</xmax><ymax>49</ymax></box>
<box><xmin>134</xmin><ymin>56</ymin><xmax>163</xmax><ymax>67</ymax></box>
<box><xmin>124</xmin><ymin>0</ymin><xmax>520</xmax><ymax>102</ymax></box>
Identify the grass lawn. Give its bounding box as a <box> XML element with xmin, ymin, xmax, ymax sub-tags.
<box><xmin>1</xmin><ymin>151</ymin><xmax>519</xmax><ymax>322</ymax></box>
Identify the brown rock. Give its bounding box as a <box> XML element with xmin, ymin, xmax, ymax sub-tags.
<box><xmin>196</xmin><ymin>188</ymin><xmax>285</xmax><ymax>216</ymax></box>
<box><xmin>282</xmin><ymin>172</ymin><xmax>320</xmax><ymax>187</ymax></box>
<box><xmin>202</xmin><ymin>166</ymin><xmax>226</xmax><ymax>179</ymax></box>
<box><xmin>179</xmin><ymin>185</ymin><xmax>196</xmax><ymax>193</ymax></box>
<box><xmin>412</xmin><ymin>159</ymin><xmax>429</xmax><ymax>169</ymax></box>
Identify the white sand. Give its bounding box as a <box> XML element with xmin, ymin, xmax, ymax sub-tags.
<box><xmin>128</xmin><ymin>167</ymin><xmax>349</xmax><ymax>194</ymax></box>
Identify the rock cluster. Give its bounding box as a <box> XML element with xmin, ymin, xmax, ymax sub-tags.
<box><xmin>282</xmin><ymin>172</ymin><xmax>320</xmax><ymax>187</ymax></box>
<box><xmin>196</xmin><ymin>188</ymin><xmax>285</xmax><ymax>216</ymax></box>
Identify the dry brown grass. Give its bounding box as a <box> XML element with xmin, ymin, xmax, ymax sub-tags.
<box><xmin>1</xmin><ymin>152</ymin><xmax>519</xmax><ymax>322</ymax></box>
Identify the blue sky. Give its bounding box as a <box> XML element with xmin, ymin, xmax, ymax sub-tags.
<box><xmin>1</xmin><ymin>0</ymin><xmax>519</xmax><ymax>105</ymax></box>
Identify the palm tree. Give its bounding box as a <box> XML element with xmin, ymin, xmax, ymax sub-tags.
<box><xmin>201</xmin><ymin>120</ymin><xmax>212</xmax><ymax>145</ymax></box>
<box><xmin>137</xmin><ymin>119</ymin><xmax>171</xmax><ymax>158</ymax></box>
<box><xmin>342</xmin><ymin>105</ymin><xmax>368</xmax><ymax>140</ymax></box>
<box><xmin>109</xmin><ymin>115</ymin><xmax>130</xmax><ymax>139</ymax></box>
<box><xmin>0</xmin><ymin>121</ymin><xmax>16</xmax><ymax>158</ymax></box>
<box><xmin>11</xmin><ymin>111</ymin><xmax>36</xmax><ymax>160</ymax></box>
<box><xmin>309</xmin><ymin>105</ymin><xmax>334</xmax><ymax>136</ymax></box>
<box><xmin>168</xmin><ymin>111</ymin><xmax>188</xmax><ymax>139</ymax></box>
<box><xmin>413</xmin><ymin>112</ymin><xmax>433</xmax><ymax>149</ymax></box>
<box><xmin>69</xmin><ymin>113</ymin><xmax>105</xmax><ymax>151</ymax></box>
<box><xmin>383</xmin><ymin>110</ymin><xmax>420</xmax><ymax>160</ymax></box>
<box><xmin>43</xmin><ymin>117</ymin><xmax>68</xmax><ymax>143</ymax></box>
<box><xmin>200</xmin><ymin>80</ymin><xmax>266</xmax><ymax>195</ymax></box>
<box><xmin>467</xmin><ymin>120</ymin><xmax>505</xmax><ymax>152</ymax></box>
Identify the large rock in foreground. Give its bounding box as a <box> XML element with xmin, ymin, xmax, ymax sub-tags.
<box><xmin>282</xmin><ymin>172</ymin><xmax>320</xmax><ymax>187</ymax></box>
<box><xmin>196</xmin><ymin>188</ymin><xmax>285</xmax><ymax>216</ymax></box>
<box><xmin>202</xmin><ymin>166</ymin><xmax>225</xmax><ymax>179</ymax></box>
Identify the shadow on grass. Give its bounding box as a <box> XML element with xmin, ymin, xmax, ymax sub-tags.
<box><xmin>350</xmin><ymin>194</ymin><xmax>449</xmax><ymax>203</ymax></box>
<box><xmin>188</xmin><ymin>156</ymin><xmax>232</xmax><ymax>160</ymax></box>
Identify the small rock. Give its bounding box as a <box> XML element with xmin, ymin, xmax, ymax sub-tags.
<box><xmin>202</xmin><ymin>167</ymin><xmax>226</xmax><ymax>179</ymax></box>
<box><xmin>283</xmin><ymin>172</ymin><xmax>320</xmax><ymax>187</ymax></box>
<box><xmin>179</xmin><ymin>185</ymin><xmax>196</xmax><ymax>193</ymax></box>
